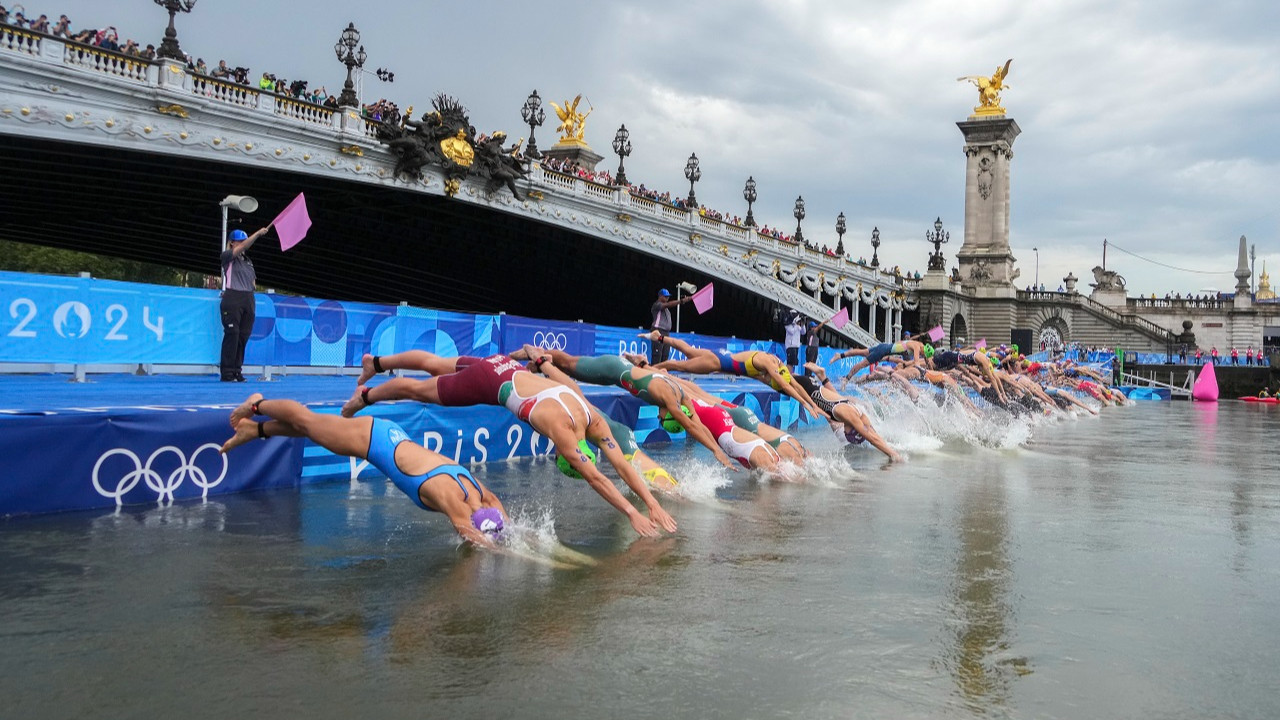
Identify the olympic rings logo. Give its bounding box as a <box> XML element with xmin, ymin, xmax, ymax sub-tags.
<box><xmin>91</xmin><ymin>444</ymin><xmax>228</xmax><ymax>506</ymax></box>
<box><xmin>532</xmin><ymin>331</ymin><xmax>568</xmax><ymax>350</ymax></box>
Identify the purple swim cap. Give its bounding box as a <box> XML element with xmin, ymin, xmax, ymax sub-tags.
<box><xmin>471</xmin><ymin>507</ymin><xmax>504</xmax><ymax>535</ymax></box>
<box><xmin>845</xmin><ymin>427</ymin><xmax>866</xmax><ymax>445</ymax></box>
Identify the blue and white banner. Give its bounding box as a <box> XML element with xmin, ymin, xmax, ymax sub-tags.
<box><xmin>499</xmin><ymin>315</ymin><xmax>595</xmax><ymax>358</ymax></box>
<box><xmin>0</xmin><ymin>410</ymin><xmax>302</xmax><ymax>515</ymax></box>
<box><xmin>0</xmin><ymin>271</ymin><xmax>219</xmax><ymax>364</ymax></box>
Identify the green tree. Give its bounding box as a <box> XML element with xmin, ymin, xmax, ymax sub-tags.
<box><xmin>0</xmin><ymin>240</ymin><xmax>187</xmax><ymax>286</ymax></box>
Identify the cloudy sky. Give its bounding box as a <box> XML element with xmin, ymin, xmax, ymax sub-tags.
<box><xmin>38</xmin><ymin>0</ymin><xmax>1280</xmax><ymax>295</ymax></box>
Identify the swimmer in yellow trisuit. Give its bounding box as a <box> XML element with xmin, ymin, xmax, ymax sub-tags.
<box><xmin>639</xmin><ymin>331</ymin><xmax>831</xmax><ymax>423</ymax></box>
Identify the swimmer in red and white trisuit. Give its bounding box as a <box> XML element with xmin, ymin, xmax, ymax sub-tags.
<box><xmin>222</xmin><ymin>393</ymin><xmax>509</xmax><ymax>547</ymax></box>
<box><xmin>344</xmin><ymin>352</ymin><xmax>676</xmax><ymax>537</ymax></box>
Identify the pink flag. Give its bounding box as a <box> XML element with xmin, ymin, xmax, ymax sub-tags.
<box><xmin>690</xmin><ymin>283</ymin><xmax>714</xmax><ymax>314</ymax></box>
<box><xmin>828</xmin><ymin>306</ymin><xmax>850</xmax><ymax>329</ymax></box>
<box><xmin>927</xmin><ymin>325</ymin><xmax>945</xmax><ymax>342</ymax></box>
<box><xmin>271</xmin><ymin>192</ymin><xmax>312</xmax><ymax>251</ymax></box>
<box><xmin>975</xmin><ymin>338</ymin><xmax>987</xmax><ymax>349</ymax></box>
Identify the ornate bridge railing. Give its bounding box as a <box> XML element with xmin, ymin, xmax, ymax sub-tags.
<box><xmin>0</xmin><ymin>29</ymin><xmax>914</xmax><ymax>346</ymax></box>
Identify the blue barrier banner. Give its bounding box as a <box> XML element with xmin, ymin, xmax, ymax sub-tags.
<box><xmin>0</xmin><ymin>411</ymin><xmax>302</xmax><ymax>515</ymax></box>
<box><xmin>0</xmin><ymin>271</ymin><xmax>219</xmax><ymax>364</ymax></box>
<box><xmin>499</xmin><ymin>315</ymin><xmax>595</xmax><ymax>357</ymax></box>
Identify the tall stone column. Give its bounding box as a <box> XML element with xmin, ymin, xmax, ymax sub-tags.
<box><xmin>955</xmin><ymin>117</ymin><xmax>1021</xmax><ymax>299</ymax></box>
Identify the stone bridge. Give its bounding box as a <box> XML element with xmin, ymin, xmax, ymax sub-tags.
<box><xmin>0</xmin><ymin>25</ymin><xmax>919</xmax><ymax>347</ymax></box>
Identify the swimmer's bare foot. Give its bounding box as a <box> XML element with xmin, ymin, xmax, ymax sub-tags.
<box><xmin>356</xmin><ymin>354</ymin><xmax>379</xmax><ymax>386</ymax></box>
<box><xmin>229</xmin><ymin>392</ymin><xmax>264</xmax><ymax>428</ymax></box>
<box><xmin>623</xmin><ymin>352</ymin><xmax>649</xmax><ymax>366</ymax></box>
<box><xmin>509</xmin><ymin>346</ymin><xmax>532</xmax><ymax>361</ymax></box>
<box><xmin>220</xmin><ymin>418</ymin><xmax>260</xmax><ymax>453</ymax></box>
<box><xmin>341</xmin><ymin>386</ymin><xmax>369</xmax><ymax>418</ymax></box>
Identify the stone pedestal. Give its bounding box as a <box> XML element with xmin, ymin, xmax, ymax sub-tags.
<box><xmin>1090</xmin><ymin>287</ymin><xmax>1128</xmax><ymax>309</ymax></box>
<box><xmin>955</xmin><ymin>116</ymin><xmax>1021</xmax><ymax>292</ymax></box>
<box><xmin>541</xmin><ymin>142</ymin><xmax>604</xmax><ymax>173</ymax></box>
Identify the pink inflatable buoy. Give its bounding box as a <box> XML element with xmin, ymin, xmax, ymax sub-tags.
<box><xmin>1192</xmin><ymin>361</ymin><xmax>1219</xmax><ymax>402</ymax></box>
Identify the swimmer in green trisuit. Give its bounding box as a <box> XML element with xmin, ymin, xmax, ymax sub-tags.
<box><xmin>508</xmin><ymin>346</ymin><xmax>740</xmax><ymax>471</ymax></box>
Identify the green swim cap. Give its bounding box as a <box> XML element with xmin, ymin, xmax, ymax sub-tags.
<box><xmin>923</xmin><ymin>344</ymin><xmax>935</xmax><ymax>359</ymax></box>
<box><xmin>555</xmin><ymin>439</ymin><xmax>598</xmax><ymax>479</ymax></box>
<box><xmin>660</xmin><ymin>405</ymin><xmax>693</xmax><ymax>433</ymax></box>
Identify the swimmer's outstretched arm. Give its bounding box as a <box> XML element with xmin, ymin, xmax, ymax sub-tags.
<box><xmin>548</xmin><ymin>425</ymin><xmax>660</xmax><ymax>538</ymax></box>
<box><xmin>589</xmin><ymin>416</ymin><xmax>677</xmax><ymax>533</ymax></box>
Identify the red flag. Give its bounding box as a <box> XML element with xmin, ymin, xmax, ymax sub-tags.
<box><xmin>271</xmin><ymin>192</ymin><xmax>312</xmax><ymax>251</ymax></box>
<box><xmin>827</xmin><ymin>306</ymin><xmax>850</xmax><ymax>329</ymax></box>
<box><xmin>690</xmin><ymin>283</ymin><xmax>714</xmax><ymax>314</ymax></box>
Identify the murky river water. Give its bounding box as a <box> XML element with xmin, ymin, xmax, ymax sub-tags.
<box><xmin>2</xmin><ymin>401</ymin><xmax>1277</xmax><ymax>719</ymax></box>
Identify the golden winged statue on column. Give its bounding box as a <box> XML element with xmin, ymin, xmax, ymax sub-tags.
<box><xmin>549</xmin><ymin>94</ymin><xmax>592</xmax><ymax>145</ymax></box>
<box><xmin>958</xmin><ymin>59</ymin><xmax>1012</xmax><ymax>116</ymax></box>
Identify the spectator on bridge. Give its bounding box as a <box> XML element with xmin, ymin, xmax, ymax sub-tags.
<box><xmin>219</xmin><ymin>226</ymin><xmax>270</xmax><ymax>382</ymax></box>
<box><xmin>194</xmin><ymin>58</ymin><xmax>207</xmax><ymax>74</ymax></box>
<box><xmin>48</xmin><ymin>14</ymin><xmax>71</xmax><ymax>38</ymax></box>
<box><xmin>28</xmin><ymin>13</ymin><xmax>48</xmax><ymax>33</ymax></box>
<box><xmin>211</xmin><ymin>60</ymin><xmax>231</xmax><ymax>78</ymax></box>
<box><xmin>0</xmin><ymin>7</ymin><xmax>9</xmax><ymax>25</ymax></box>
<box><xmin>1257</xmin><ymin>348</ymin><xmax>1265</xmax><ymax>366</ymax></box>
<box><xmin>1194</xmin><ymin>347</ymin><xmax>1203</xmax><ymax>364</ymax></box>
<box><xmin>1210</xmin><ymin>346</ymin><xmax>1219</xmax><ymax>365</ymax></box>
<box><xmin>1231</xmin><ymin>347</ymin><xmax>1239</xmax><ymax>365</ymax></box>
<box><xmin>1246</xmin><ymin>345</ymin><xmax>1254</xmax><ymax>365</ymax></box>
<box><xmin>648</xmin><ymin>288</ymin><xmax>686</xmax><ymax>365</ymax></box>
<box><xmin>783</xmin><ymin>311</ymin><xmax>803</xmax><ymax>372</ymax></box>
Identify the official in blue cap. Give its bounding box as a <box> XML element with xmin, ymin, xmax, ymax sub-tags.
<box><xmin>219</xmin><ymin>225</ymin><xmax>269</xmax><ymax>381</ymax></box>
<box><xmin>649</xmin><ymin>287</ymin><xmax>689</xmax><ymax>365</ymax></box>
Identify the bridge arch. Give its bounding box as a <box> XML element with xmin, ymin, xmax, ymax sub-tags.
<box><xmin>1036</xmin><ymin>315</ymin><xmax>1070</xmax><ymax>350</ymax></box>
<box><xmin>950</xmin><ymin>313</ymin><xmax>969</xmax><ymax>344</ymax></box>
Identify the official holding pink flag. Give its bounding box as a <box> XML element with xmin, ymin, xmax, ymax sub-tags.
<box><xmin>219</xmin><ymin>226</ymin><xmax>270</xmax><ymax>382</ymax></box>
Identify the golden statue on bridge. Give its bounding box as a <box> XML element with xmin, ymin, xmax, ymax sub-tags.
<box><xmin>550</xmin><ymin>94</ymin><xmax>593</xmax><ymax>145</ymax></box>
<box><xmin>958</xmin><ymin>59</ymin><xmax>1012</xmax><ymax>116</ymax></box>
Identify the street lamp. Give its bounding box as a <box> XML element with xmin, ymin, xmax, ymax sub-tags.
<box><xmin>612</xmin><ymin>124</ymin><xmax>632</xmax><ymax>187</ymax></box>
<box><xmin>870</xmin><ymin>226</ymin><xmax>881</xmax><ymax>267</ymax></box>
<box><xmin>743</xmin><ymin>176</ymin><xmax>757</xmax><ymax>227</ymax></box>
<box><xmin>520</xmin><ymin>90</ymin><xmax>545</xmax><ymax>160</ymax></box>
<box><xmin>926</xmin><ymin>216</ymin><xmax>949</xmax><ymax>271</ymax></box>
<box><xmin>684</xmin><ymin>153</ymin><xmax>701</xmax><ymax>210</ymax></box>
<box><xmin>1033</xmin><ymin>246</ymin><xmax>1040</xmax><ymax>289</ymax></box>
<box><xmin>153</xmin><ymin>0</ymin><xmax>196</xmax><ymax>61</ymax></box>
<box><xmin>793</xmin><ymin>196</ymin><xmax>806</xmax><ymax>245</ymax></box>
<box><xmin>835</xmin><ymin>212</ymin><xmax>846</xmax><ymax>256</ymax></box>
<box><xmin>333</xmin><ymin>22</ymin><xmax>367</xmax><ymax>108</ymax></box>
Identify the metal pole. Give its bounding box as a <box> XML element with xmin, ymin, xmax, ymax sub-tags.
<box><xmin>219</xmin><ymin>204</ymin><xmax>228</xmax><ymax>290</ymax></box>
<box><xmin>676</xmin><ymin>287</ymin><xmax>683</xmax><ymax>333</ymax></box>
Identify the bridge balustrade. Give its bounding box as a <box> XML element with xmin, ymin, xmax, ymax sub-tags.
<box><xmin>274</xmin><ymin>95</ymin><xmax>335</xmax><ymax>128</ymax></box>
<box><xmin>0</xmin><ymin>24</ymin><xmax>39</xmax><ymax>55</ymax></box>
<box><xmin>192</xmin><ymin>74</ymin><xmax>260</xmax><ymax>109</ymax></box>
<box><xmin>62</xmin><ymin>41</ymin><xmax>149</xmax><ymax>83</ymax></box>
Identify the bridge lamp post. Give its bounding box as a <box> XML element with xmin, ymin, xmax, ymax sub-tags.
<box><xmin>612</xmin><ymin>125</ymin><xmax>632</xmax><ymax>187</ymax></box>
<box><xmin>835</xmin><ymin>212</ymin><xmax>846</xmax><ymax>256</ymax></box>
<box><xmin>793</xmin><ymin>196</ymin><xmax>805</xmax><ymax>245</ymax></box>
<box><xmin>743</xmin><ymin>176</ymin><xmax>757</xmax><ymax>228</ymax></box>
<box><xmin>926</xmin><ymin>216</ymin><xmax>949</xmax><ymax>271</ymax></box>
<box><xmin>684</xmin><ymin>153</ymin><xmax>701</xmax><ymax>210</ymax></box>
<box><xmin>871</xmin><ymin>226</ymin><xmax>881</xmax><ymax>268</ymax></box>
<box><xmin>153</xmin><ymin>0</ymin><xmax>197</xmax><ymax>61</ymax></box>
<box><xmin>521</xmin><ymin>90</ymin><xmax>545</xmax><ymax>160</ymax></box>
<box><xmin>334</xmin><ymin>23</ymin><xmax>367</xmax><ymax>108</ymax></box>
<box><xmin>1033</xmin><ymin>246</ymin><xmax>1039</xmax><ymax>289</ymax></box>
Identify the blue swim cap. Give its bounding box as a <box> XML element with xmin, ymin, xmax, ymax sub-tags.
<box><xmin>659</xmin><ymin>288</ymin><xmax>671</xmax><ymax>296</ymax></box>
<box><xmin>228</xmin><ymin>229</ymin><xmax>249</xmax><ymax>241</ymax></box>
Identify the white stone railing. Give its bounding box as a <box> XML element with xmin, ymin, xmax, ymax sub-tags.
<box><xmin>0</xmin><ymin>24</ymin><xmax>40</xmax><ymax>55</ymax></box>
<box><xmin>192</xmin><ymin>74</ymin><xmax>260</xmax><ymax>109</ymax></box>
<box><xmin>62</xmin><ymin>41</ymin><xmax>149</xmax><ymax>83</ymax></box>
<box><xmin>274</xmin><ymin>95</ymin><xmax>335</xmax><ymax>127</ymax></box>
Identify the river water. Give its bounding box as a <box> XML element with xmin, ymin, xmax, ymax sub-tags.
<box><xmin>1</xmin><ymin>401</ymin><xmax>1277</xmax><ymax>719</ymax></box>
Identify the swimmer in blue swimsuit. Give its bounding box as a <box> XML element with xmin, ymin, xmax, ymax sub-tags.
<box><xmin>221</xmin><ymin>393</ymin><xmax>508</xmax><ymax>546</ymax></box>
